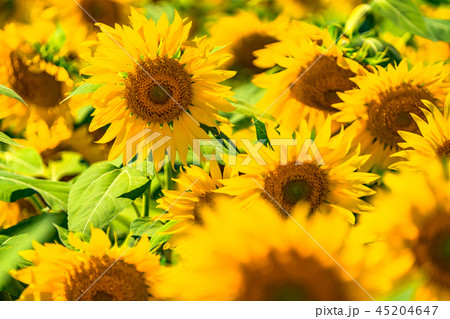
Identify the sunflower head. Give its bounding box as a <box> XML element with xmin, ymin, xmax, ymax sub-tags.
<box><xmin>12</xmin><ymin>228</ymin><xmax>163</xmax><ymax>301</ymax></box>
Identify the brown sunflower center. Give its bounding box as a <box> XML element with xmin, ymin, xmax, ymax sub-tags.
<box><xmin>193</xmin><ymin>192</ymin><xmax>230</xmax><ymax>225</ymax></box>
<box><xmin>290</xmin><ymin>56</ymin><xmax>356</xmax><ymax>113</ymax></box>
<box><xmin>238</xmin><ymin>249</ymin><xmax>349</xmax><ymax>301</ymax></box>
<box><xmin>125</xmin><ymin>57</ymin><xmax>192</xmax><ymax>124</ymax></box>
<box><xmin>263</xmin><ymin>161</ymin><xmax>329</xmax><ymax>215</ymax></box>
<box><xmin>64</xmin><ymin>255</ymin><xmax>149</xmax><ymax>301</ymax></box>
<box><xmin>232</xmin><ymin>33</ymin><xmax>277</xmax><ymax>72</ymax></box>
<box><xmin>9</xmin><ymin>52</ymin><xmax>63</xmax><ymax>108</ymax></box>
<box><xmin>366</xmin><ymin>83</ymin><xmax>434</xmax><ymax>149</ymax></box>
<box><xmin>414</xmin><ymin>213</ymin><xmax>450</xmax><ymax>289</ymax></box>
<box><xmin>79</xmin><ymin>0</ymin><xmax>120</xmax><ymax>27</ymax></box>
<box><xmin>436</xmin><ymin>140</ymin><xmax>450</xmax><ymax>158</ymax></box>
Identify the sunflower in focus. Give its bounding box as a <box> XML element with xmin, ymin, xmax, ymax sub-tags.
<box><xmin>391</xmin><ymin>94</ymin><xmax>450</xmax><ymax>171</ymax></box>
<box><xmin>208</xmin><ymin>10</ymin><xmax>289</xmax><ymax>74</ymax></box>
<box><xmin>253</xmin><ymin>29</ymin><xmax>366</xmax><ymax>133</ymax></box>
<box><xmin>0</xmin><ymin>21</ymin><xmax>78</xmax><ymax>134</ymax></box>
<box><xmin>156</xmin><ymin>198</ymin><xmax>386</xmax><ymax>301</ymax></box>
<box><xmin>82</xmin><ymin>10</ymin><xmax>235</xmax><ymax>168</ymax></box>
<box><xmin>0</xmin><ymin>199</ymin><xmax>39</xmax><ymax>229</ymax></box>
<box><xmin>333</xmin><ymin>60</ymin><xmax>449</xmax><ymax>171</ymax></box>
<box><xmin>12</xmin><ymin>228</ymin><xmax>163</xmax><ymax>301</ymax></box>
<box><xmin>217</xmin><ymin>118</ymin><xmax>379</xmax><ymax>224</ymax></box>
<box><xmin>156</xmin><ymin>165</ymin><xmax>236</xmax><ymax>246</ymax></box>
<box><xmin>358</xmin><ymin>160</ymin><xmax>450</xmax><ymax>300</ymax></box>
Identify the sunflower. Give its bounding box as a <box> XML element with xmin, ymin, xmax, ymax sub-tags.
<box><xmin>156</xmin><ymin>198</ymin><xmax>387</xmax><ymax>301</ymax></box>
<box><xmin>357</xmin><ymin>159</ymin><xmax>450</xmax><ymax>300</ymax></box>
<box><xmin>82</xmin><ymin>10</ymin><xmax>235</xmax><ymax>168</ymax></box>
<box><xmin>253</xmin><ymin>29</ymin><xmax>366</xmax><ymax>133</ymax></box>
<box><xmin>391</xmin><ymin>94</ymin><xmax>450</xmax><ymax>171</ymax></box>
<box><xmin>156</xmin><ymin>164</ymin><xmax>236</xmax><ymax>246</ymax></box>
<box><xmin>208</xmin><ymin>10</ymin><xmax>289</xmax><ymax>74</ymax></box>
<box><xmin>275</xmin><ymin>0</ymin><xmax>363</xmax><ymax>19</ymax></box>
<box><xmin>333</xmin><ymin>60</ymin><xmax>449</xmax><ymax>171</ymax></box>
<box><xmin>0</xmin><ymin>21</ymin><xmax>77</xmax><ymax>134</ymax></box>
<box><xmin>12</xmin><ymin>228</ymin><xmax>163</xmax><ymax>300</ymax></box>
<box><xmin>216</xmin><ymin>117</ymin><xmax>379</xmax><ymax>224</ymax></box>
<box><xmin>0</xmin><ymin>199</ymin><xmax>39</xmax><ymax>229</ymax></box>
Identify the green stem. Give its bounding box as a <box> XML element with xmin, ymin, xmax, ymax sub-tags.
<box><xmin>131</xmin><ymin>202</ymin><xmax>141</xmax><ymax>218</ymax></box>
<box><xmin>164</xmin><ymin>158</ymin><xmax>173</xmax><ymax>190</ymax></box>
<box><xmin>143</xmin><ymin>185</ymin><xmax>151</xmax><ymax>217</ymax></box>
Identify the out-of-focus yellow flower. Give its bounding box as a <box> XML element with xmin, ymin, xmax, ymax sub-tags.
<box><xmin>391</xmin><ymin>93</ymin><xmax>450</xmax><ymax>171</ymax></box>
<box><xmin>12</xmin><ymin>228</ymin><xmax>163</xmax><ymax>300</ymax></box>
<box><xmin>0</xmin><ymin>199</ymin><xmax>38</xmax><ymax>229</ymax></box>
<box><xmin>156</xmin><ymin>198</ymin><xmax>386</xmax><ymax>300</ymax></box>
<box><xmin>333</xmin><ymin>60</ymin><xmax>449</xmax><ymax>171</ymax></box>
<box><xmin>208</xmin><ymin>10</ymin><xmax>289</xmax><ymax>73</ymax></box>
<box><xmin>357</xmin><ymin>160</ymin><xmax>450</xmax><ymax>300</ymax></box>
<box><xmin>254</xmin><ymin>29</ymin><xmax>366</xmax><ymax>133</ymax></box>
<box><xmin>0</xmin><ymin>21</ymin><xmax>78</xmax><ymax>133</ymax></box>
<box><xmin>275</xmin><ymin>0</ymin><xmax>363</xmax><ymax>19</ymax></box>
<box><xmin>82</xmin><ymin>10</ymin><xmax>235</xmax><ymax>168</ymax></box>
<box><xmin>216</xmin><ymin>117</ymin><xmax>379</xmax><ymax>224</ymax></box>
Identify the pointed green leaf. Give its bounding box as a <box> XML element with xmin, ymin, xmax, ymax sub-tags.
<box><xmin>149</xmin><ymin>220</ymin><xmax>179</xmax><ymax>251</ymax></box>
<box><xmin>61</xmin><ymin>83</ymin><xmax>104</xmax><ymax>103</ymax></box>
<box><xmin>0</xmin><ymin>132</ymin><xmax>22</xmax><ymax>147</ymax></box>
<box><xmin>0</xmin><ymin>85</ymin><xmax>27</xmax><ymax>106</ymax></box>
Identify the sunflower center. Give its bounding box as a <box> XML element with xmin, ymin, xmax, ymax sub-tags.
<box><xmin>193</xmin><ymin>192</ymin><xmax>229</xmax><ymax>225</ymax></box>
<box><xmin>80</xmin><ymin>0</ymin><xmax>120</xmax><ymax>26</ymax></box>
<box><xmin>290</xmin><ymin>56</ymin><xmax>356</xmax><ymax>113</ymax></box>
<box><xmin>9</xmin><ymin>52</ymin><xmax>63</xmax><ymax>107</ymax></box>
<box><xmin>436</xmin><ymin>140</ymin><xmax>450</xmax><ymax>158</ymax></box>
<box><xmin>238</xmin><ymin>250</ymin><xmax>348</xmax><ymax>301</ymax></box>
<box><xmin>414</xmin><ymin>213</ymin><xmax>450</xmax><ymax>289</ymax></box>
<box><xmin>64</xmin><ymin>255</ymin><xmax>149</xmax><ymax>301</ymax></box>
<box><xmin>263</xmin><ymin>161</ymin><xmax>329</xmax><ymax>215</ymax></box>
<box><xmin>232</xmin><ymin>33</ymin><xmax>277</xmax><ymax>72</ymax></box>
<box><xmin>125</xmin><ymin>57</ymin><xmax>192</xmax><ymax>124</ymax></box>
<box><xmin>366</xmin><ymin>83</ymin><xmax>434</xmax><ymax>149</ymax></box>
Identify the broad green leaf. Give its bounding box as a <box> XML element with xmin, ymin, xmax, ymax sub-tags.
<box><xmin>130</xmin><ymin>218</ymin><xmax>164</xmax><ymax>237</ymax></box>
<box><xmin>149</xmin><ymin>220</ymin><xmax>179</xmax><ymax>251</ymax></box>
<box><xmin>0</xmin><ymin>85</ymin><xmax>27</xmax><ymax>106</ymax></box>
<box><xmin>61</xmin><ymin>83</ymin><xmax>103</xmax><ymax>103</ymax></box>
<box><xmin>68</xmin><ymin>162</ymin><xmax>151</xmax><ymax>235</ymax></box>
<box><xmin>425</xmin><ymin>17</ymin><xmax>450</xmax><ymax>43</ymax></box>
<box><xmin>0</xmin><ymin>171</ymin><xmax>70</xmax><ymax>211</ymax></box>
<box><xmin>0</xmin><ymin>132</ymin><xmax>22</xmax><ymax>147</ymax></box>
<box><xmin>46</xmin><ymin>152</ymin><xmax>88</xmax><ymax>181</ymax></box>
<box><xmin>0</xmin><ymin>148</ymin><xmax>44</xmax><ymax>176</ymax></box>
<box><xmin>373</xmin><ymin>0</ymin><xmax>437</xmax><ymax>41</ymax></box>
<box><xmin>0</xmin><ymin>213</ymin><xmax>67</xmax><ymax>297</ymax></box>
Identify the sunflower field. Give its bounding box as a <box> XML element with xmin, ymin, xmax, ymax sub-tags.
<box><xmin>0</xmin><ymin>0</ymin><xmax>449</xmax><ymax>302</ymax></box>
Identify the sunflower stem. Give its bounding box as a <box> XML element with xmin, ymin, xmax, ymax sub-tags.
<box><xmin>164</xmin><ymin>157</ymin><xmax>173</xmax><ymax>190</ymax></box>
<box><xmin>143</xmin><ymin>184</ymin><xmax>151</xmax><ymax>217</ymax></box>
<box><xmin>131</xmin><ymin>202</ymin><xmax>141</xmax><ymax>218</ymax></box>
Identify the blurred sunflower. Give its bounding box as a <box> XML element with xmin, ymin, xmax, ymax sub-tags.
<box><xmin>217</xmin><ymin>117</ymin><xmax>379</xmax><ymax>224</ymax></box>
<box><xmin>156</xmin><ymin>165</ymin><xmax>235</xmax><ymax>246</ymax></box>
<box><xmin>253</xmin><ymin>30</ymin><xmax>366</xmax><ymax>133</ymax></box>
<box><xmin>358</xmin><ymin>160</ymin><xmax>450</xmax><ymax>300</ymax></box>
<box><xmin>82</xmin><ymin>10</ymin><xmax>235</xmax><ymax>168</ymax></box>
<box><xmin>0</xmin><ymin>0</ymin><xmax>34</xmax><ymax>27</ymax></box>
<box><xmin>208</xmin><ymin>10</ymin><xmax>289</xmax><ymax>74</ymax></box>
<box><xmin>156</xmin><ymin>198</ymin><xmax>382</xmax><ymax>301</ymax></box>
<box><xmin>276</xmin><ymin>0</ymin><xmax>363</xmax><ymax>19</ymax></box>
<box><xmin>0</xmin><ymin>22</ymin><xmax>77</xmax><ymax>134</ymax></box>
<box><xmin>12</xmin><ymin>228</ymin><xmax>163</xmax><ymax>301</ymax></box>
<box><xmin>0</xmin><ymin>199</ymin><xmax>39</xmax><ymax>229</ymax></box>
<box><xmin>333</xmin><ymin>60</ymin><xmax>449</xmax><ymax>171</ymax></box>
<box><xmin>391</xmin><ymin>94</ymin><xmax>450</xmax><ymax>171</ymax></box>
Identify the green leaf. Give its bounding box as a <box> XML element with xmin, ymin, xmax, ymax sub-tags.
<box><xmin>0</xmin><ymin>132</ymin><xmax>22</xmax><ymax>147</ymax></box>
<box><xmin>53</xmin><ymin>224</ymin><xmax>88</xmax><ymax>250</ymax></box>
<box><xmin>425</xmin><ymin>17</ymin><xmax>450</xmax><ymax>43</ymax></box>
<box><xmin>0</xmin><ymin>147</ymin><xmax>44</xmax><ymax>176</ymax></box>
<box><xmin>61</xmin><ymin>83</ymin><xmax>104</xmax><ymax>103</ymax></box>
<box><xmin>130</xmin><ymin>218</ymin><xmax>164</xmax><ymax>237</ymax></box>
<box><xmin>0</xmin><ymin>85</ymin><xmax>27</xmax><ymax>106</ymax></box>
<box><xmin>68</xmin><ymin>162</ymin><xmax>151</xmax><ymax>235</ymax></box>
<box><xmin>149</xmin><ymin>220</ymin><xmax>178</xmax><ymax>251</ymax></box>
<box><xmin>252</xmin><ymin>116</ymin><xmax>272</xmax><ymax>149</ymax></box>
<box><xmin>0</xmin><ymin>171</ymin><xmax>70</xmax><ymax>210</ymax></box>
<box><xmin>373</xmin><ymin>0</ymin><xmax>437</xmax><ymax>41</ymax></box>
<box><xmin>46</xmin><ymin>152</ymin><xmax>88</xmax><ymax>181</ymax></box>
